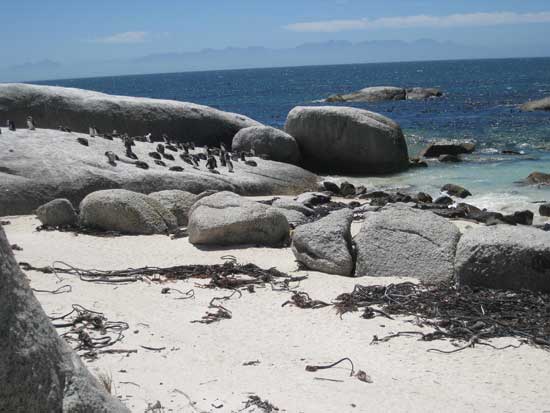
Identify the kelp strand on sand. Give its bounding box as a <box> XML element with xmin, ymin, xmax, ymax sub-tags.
<box><xmin>19</xmin><ymin>257</ymin><xmax>306</xmax><ymax>288</ymax></box>
<box><xmin>50</xmin><ymin>304</ymin><xmax>129</xmax><ymax>360</ymax></box>
<box><xmin>331</xmin><ymin>282</ymin><xmax>550</xmax><ymax>352</ymax></box>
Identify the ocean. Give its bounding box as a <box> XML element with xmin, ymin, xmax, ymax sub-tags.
<box><xmin>37</xmin><ymin>58</ymin><xmax>550</xmax><ymax>212</ymax></box>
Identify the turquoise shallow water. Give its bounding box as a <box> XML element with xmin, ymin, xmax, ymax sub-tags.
<box><xmin>37</xmin><ymin>58</ymin><xmax>550</xmax><ymax>209</ymax></box>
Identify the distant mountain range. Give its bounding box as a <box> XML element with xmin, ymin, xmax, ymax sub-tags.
<box><xmin>1</xmin><ymin>39</ymin><xmax>549</xmax><ymax>82</ymax></box>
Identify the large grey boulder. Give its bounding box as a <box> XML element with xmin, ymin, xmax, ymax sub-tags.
<box><xmin>80</xmin><ymin>189</ymin><xmax>177</xmax><ymax>234</ymax></box>
<box><xmin>291</xmin><ymin>209</ymin><xmax>354</xmax><ymax>276</ymax></box>
<box><xmin>232</xmin><ymin>126</ymin><xmax>301</xmax><ymax>165</ymax></box>
<box><xmin>0</xmin><ymin>225</ymin><xmax>129</xmax><ymax>412</ymax></box>
<box><xmin>0</xmin><ymin>128</ymin><xmax>319</xmax><ymax>215</ymax></box>
<box><xmin>36</xmin><ymin>198</ymin><xmax>78</xmax><ymax>226</ymax></box>
<box><xmin>355</xmin><ymin>206</ymin><xmax>461</xmax><ymax>282</ymax></box>
<box><xmin>285</xmin><ymin>106</ymin><xmax>409</xmax><ymax>174</ymax></box>
<box><xmin>0</xmin><ymin>83</ymin><xmax>260</xmax><ymax>146</ymax></box>
<box><xmin>455</xmin><ymin>226</ymin><xmax>550</xmax><ymax>292</ymax></box>
<box><xmin>188</xmin><ymin>192</ymin><xmax>289</xmax><ymax>246</ymax></box>
<box><xmin>325</xmin><ymin>86</ymin><xmax>406</xmax><ymax>103</ymax></box>
<box><xmin>272</xmin><ymin>208</ymin><xmax>308</xmax><ymax>227</ymax></box>
<box><xmin>520</xmin><ymin>97</ymin><xmax>550</xmax><ymax>112</ymax></box>
<box><xmin>148</xmin><ymin>190</ymin><xmax>198</xmax><ymax>226</ymax></box>
<box><xmin>406</xmin><ymin>87</ymin><xmax>442</xmax><ymax>100</ymax></box>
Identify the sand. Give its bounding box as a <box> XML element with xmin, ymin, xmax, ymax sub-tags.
<box><xmin>4</xmin><ymin>213</ymin><xmax>550</xmax><ymax>413</ymax></box>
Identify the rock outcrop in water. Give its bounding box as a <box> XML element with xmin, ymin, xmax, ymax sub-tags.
<box><xmin>324</xmin><ymin>86</ymin><xmax>442</xmax><ymax>103</ymax></box>
<box><xmin>524</xmin><ymin>171</ymin><xmax>550</xmax><ymax>186</ymax></box>
<box><xmin>520</xmin><ymin>97</ymin><xmax>550</xmax><ymax>112</ymax></box>
<box><xmin>0</xmin><ymin>225</ymin><xmax>130</xmax><ymax>412</ymax></box>
<box><xmin>0</xmin><ymin>83</ymin><xmax>260</xmax><ymax>145</ymax></box>
<box><xmin>285</xmin><ymin>106</ymin><xmax>409</xmax><ymax>174</ymax></box>
<box><xmin>0</xmin><ymin>129</ymin><xmax>319</xmax><ymax>216</ymax></box>
<box><xmin>420</xmin><ymin>142</ymin><xmax>476</xmax><ymax>158</ymax></box>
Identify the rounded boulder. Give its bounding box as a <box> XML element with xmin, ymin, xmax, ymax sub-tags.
<box><xmin>232</xmin><ymin>126</ymin><xmax>301</xmax><ymax>165</ymax></box>
<box><xmin>79</xmin><ymin>189</ymin><xmax>177</xmax><ymax>234</ymax></box>
<box><xmin>285</xmin><ymin>106</ymin><xmax>409</xmax><ymax>174</ymax></box>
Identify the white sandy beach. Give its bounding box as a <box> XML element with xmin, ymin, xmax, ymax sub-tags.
<box><xmin>3</xmin><ymin>208</ymin><xmax>550</xmax><ymax>413</ymax></box>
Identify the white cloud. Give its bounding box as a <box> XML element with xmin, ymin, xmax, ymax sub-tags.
<box><xmin>92</xmin><ymin>31</ymin><xmax>149</xmax><ymax>44</ymax></box>
<box><xmin>284</xmin><ymin>11</ymin><xmax>550</xmax><ymax>32</ymax></box>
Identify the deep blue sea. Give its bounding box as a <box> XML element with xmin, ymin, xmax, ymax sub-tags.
<box><xmin>38</xmin><ymin>58</ymin><xmax>550</xmax><ymax>212</ymax></box>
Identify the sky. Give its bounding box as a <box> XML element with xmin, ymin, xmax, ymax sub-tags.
<box><xmin>2</xmin><ymin>0</ymin><xmax>550</xmax><ymax>73</ymax></box>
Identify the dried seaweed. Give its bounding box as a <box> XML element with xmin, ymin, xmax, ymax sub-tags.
<box><xmin>333</xmin><ymin>282</ymin><xmax>550</xmax><ymax>351</ymax></box>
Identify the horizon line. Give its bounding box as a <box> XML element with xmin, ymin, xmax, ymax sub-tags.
<box><xmin>3</xmin><ymin>54</ymin><xmax>550</xmax><ymax>85</ymax></box>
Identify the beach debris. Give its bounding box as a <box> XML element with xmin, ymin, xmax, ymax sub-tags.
<box><xmin>305</xmin><ymin>358</ymin><xmax>355</xmax><ymax>376</ymax></box>
<box><xmin>191</xmin><ymin>297</ymin><xmax>233</xmax><ymax>324</ymax></box>
<box><xmin>243</xmin><ymin>360</ymin><xmax>261</xmax><ymax>366</ymax></box>
<box><xmin>332</xmin><ymin>282</ymin><xmax>550</xmax><ymax>352</ymax></box>
<box><xmin>242</xmin><ymin>395</ymin><xmax>279</xmax><ymax>412</ymax></box>
<box><xmin>145</xmin><ymin>400</ymin><xmax>164</xmax><ymax>412</ymax></box>
<box><xmin>282</xmin><ymin>291</ymin><xmax>330</xmax><ymax>309</ymax></box>
<box><xmin>140</xmin><ymin>345</ymin><xmax>166</xmax><ymax>352</ymax></box>
<box><xmin>211</xmin><ymin>399</ymin><xmax>224</xmax><ymax>409</ymax></box>
<box><xmin>20</xmin><ymin>258</ymin><xmax>306</xmax><ymax>288</ymax></box>
<box><xmin>32</xmin><ymin>284</ymin><xmax>72</xmax><ymax>294</ymax></box>
<box><xmin>50</xmin><ymin>304</ymin><xmax>129</xmax><ymax>359</ymax></box>
<box><xmin>161</xmin><ymin>287</ymin><xmax>195</xmax><ymax>299</ymax></box>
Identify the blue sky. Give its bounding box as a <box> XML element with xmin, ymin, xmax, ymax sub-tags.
<box><xmin>3</xmin><ymin>0</ymin><xmax>550</xmax><ymax>65</ymax></box>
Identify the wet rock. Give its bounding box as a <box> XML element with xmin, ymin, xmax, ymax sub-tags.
<box><xmin>438</xmin><ymin>154</ymin><xmax>461</xmax><ymax>163</ymax></box>
<box><xmin>355</xmin><ymin>185</ymin><xmax>367</xmax><ymax>196</ymax></box>
<box><xmin>524</xmin><ymin>171</ymin><xmax>550</xmax><ymax>185</ymax></box>
<box><xmin>79</xmin><ymin>189</ymin><xmax>177</xmax><ymax>235</ymax></box>
<box><xmin>76</xmin><ymin>137</ymin><xmax>89</xmax><ymax>146</ymax></box>
<box><xmin>295</xmin><ymin>192</ymin><xmax>331</xmax><ymax>208</ymax></box>
<box><xmin>434</xmin><ymin>196</ymin><xmax>454</xmax><ymax>205</ymax></box>
<box><xmin>188</xmin><ymin>192</ymin><xmax>289</xmax><ymax>246</ymax></box>
<box><xmin>325</xmin><ymin>86</ymin><xmax>406</xmax><ymax>103</ymax></box>
<box><xmin>520</xmin><ymin>97</ymin><xmax>550</xmax><ymax>112</ymax></box>
<box><xmin>441</xmin><ymin>184</ymin><xmax>471</xmax><ymax>198</ymax></box>
<box><xmin>540</xmin><ymin>203</ymin><xmax>550</xmax><ymax>217</ymax></box>
<box><xmin>409</xmin><ymin>158</ymin><xmax>428</xmax><ymax>168</ymax></box>
<box><xmin>36</xmin><ymin>198</ymin><xmax>78</xmax><ymax>227</ymax></box>
<box><xmin>271</xmin><ymin>198</ymin><xmax>315</xmax><ymax>216</ymax></box>
<box><xmin>405</xmin><ymin>87</ymin><xmax>442</xmax><ymax>100</ymax></box>
<box><xmin>455</xmin><ymin>226</ymin><xmax>550</xmax><ymax>292</ymax></box>
<box><xmin>505</xmin><ymin>210</ymin><xmax>534</xmax><ymax>226</ymax></box>
<box><xmin>291</xmin><ymin>209</ymin><xmax>354</xmax><ymax>276</ymax></box>
<box><xmin>420</xmin><ymin>142</ymin><xmax>475</xmax><ymax>158</ymax></box>
<box><xmin>339</xmin><ymin>181</ymin><xmax>356</xmax><ymax>197</ymax></box>
<box><xmin>415</xmin><ymin>192</ymin><xmax>433</xmax><ymax>204</ymax></box>
<box><xmin>355</xmin><ymin>206</ymin><xmax>461</xmax><ymax>282</ymax></box>
<box><xmin>322</xmin><ymin>181</ymin><xmax>340</xmax><ymax>194</ymax></box>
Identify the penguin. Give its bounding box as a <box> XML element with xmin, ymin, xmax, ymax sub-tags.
<box><xmin>240</xmin><ymin>152</ymin><xmax>246</xmax><ymax>162</ymax></box>
<box><xmin>191</xmin><ymin>154</ymin><xmax>200</xmax><ymax>168</ymax></box>
<box><xmin>226</xmin><ymin>153</ymin><xmax>234</xmax><ymax>173</ymax></box>
<box><xmin>104</xmin><ymin>151</ymin><xmax>118</xmax><ymax>166</ymax></box>
<box><xmin>182</xmin><ymin>144</ymin><xmax>189</xmax><ymax>154</ymax></box>
<box><xmin>154</xmin><ymin>160</ymin><xmax>167</xmax><ymax>167</ymax></box>
<box><xmin>135</xmin><ymin>161</ymin><xmax>149</xmax><ymax>169</ymax></box>
<box><xmin>180</xmin><ymin>154</ymin><xmax>193</xmax><ymax>165</ymax></box>
<box><xmin>231</xmin><ymin>153</ymin><xmax>240</xmax><ymax>162</ymax></box>
<box><xmin>156</xmin><ymin>144</ymin><xmax>165</xmax><ymax>154</ymax></box>
<box><xmin>220</xmin><ymin>142</ymin><xmax>227</xmax><ymax>154</ymax></box>
<box><xmin>149</xmin><ymin>152</ymin><xmax>162</xmax><ymax>160</ymax></box>
<box><xmin>219</xmin><ymin>153</ymin><xmax>227</xmax><ymax>167</ymax></box>
<box><xmin>169</xmin><ymin>166</ymin><xmax>184</xmax><ymax>172</ymax></box>
<box><xmin>145</xmin><ymin>132</ymin><xmax>152</xmax><ymax>142</ymax></box>
<box><xmin>206</xmin><ymin>155</ymin><xmax>218</xmax><ymax>170</ymax></box>
<box><xmin>198</xmin><ymin>153</ymin><xmax>207</xmax><ymax>161</ymax></box>
<box><xmin>26</xmin><ymin>116</ymin><xmax>35</xmax><ymax>130</ymax></box>
<box><xmin>245</xmin><ymin>160</ymin><xmax>258</xmax><ymax>167</ymax></box>
<box><xmin>89</xmin><ymin>126</ymin><xmax>95</xmax><ymax>137</ymax></box>
<box><xmin>165</xmin><ymin>144</ymin><xmax>178</xmax><ymax>152</ymax></box>
<box><xmin>249</xmin><ymin>148</ymin><xmax>256</xmax><ymax>157</ymax></box>
<box><xmin>162</xmin><ymin>153</ymin><xmax>175</xmax><ymax>161</ymax></box>
<box><xmin>8</xmin><ymin>120</ymin><xmax>16</xmax><ymax>131</ymax></box>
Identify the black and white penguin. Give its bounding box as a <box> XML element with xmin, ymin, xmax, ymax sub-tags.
<box><xmin>26</xmin><ymin>116</ymin><xmax>35</xmax><ymax>130</ymax></box>
<box><xmin>226</xmin><ymin>153</ymin><xmax>234</xmax><ymax>173</ymax></box>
